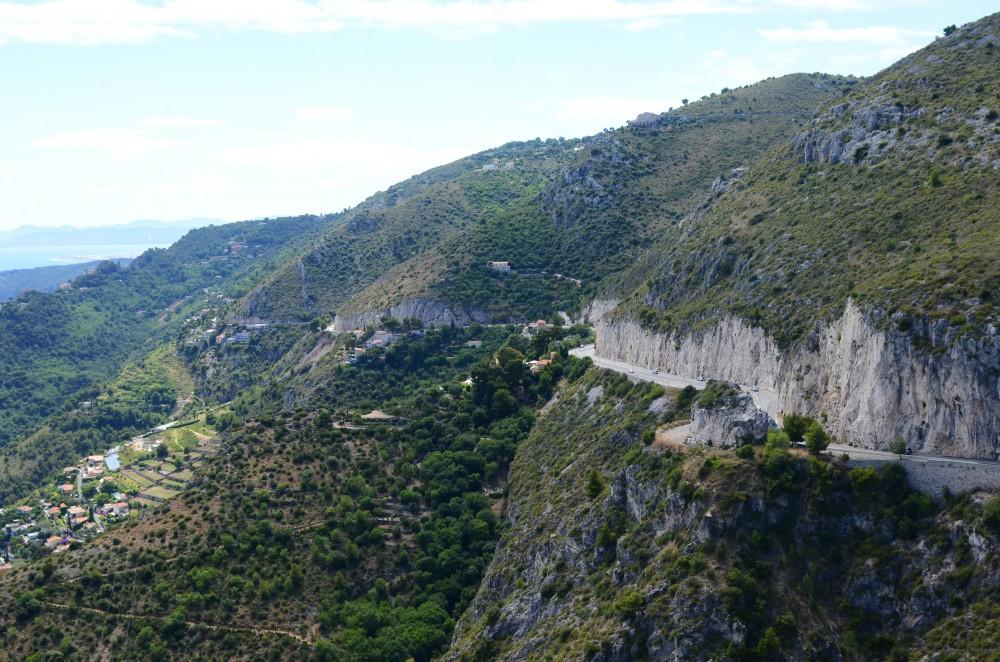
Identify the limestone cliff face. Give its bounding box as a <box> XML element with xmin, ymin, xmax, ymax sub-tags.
<box><xmin>689</xmin><ymin>384</ymin><xmax>774</xmax><ymax>448</ymax></box>
<box><xmin>597</xmin><ymin>301</ymin><xmax>1000</xmax><ymax>458</ymax></box>
<box><xmin>331</xmin><ymin>298</ymin><xmax>491</xmax><ymax>331</ymax></box>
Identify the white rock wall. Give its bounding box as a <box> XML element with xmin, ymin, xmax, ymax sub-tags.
<box><xmin>332</xmin><ymin>298</ymin><xmax>491</xmax><ymax>332</ymax></box>
<box><xmin>597</xmin><ymin>301</ymin><xmax>1000</xmax><ymax>458</ymax></box>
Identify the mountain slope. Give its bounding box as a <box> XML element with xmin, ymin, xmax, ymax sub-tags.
<box><xmin>446</xmin><ymin>368</ymin><xmax>1000</xmax><ymax>661</ymax></box>
<box><xmin>245</xmin><ymin>74</ymin><xmax>850</xmax><ymax>327</ymax></box>
<box><xmin>0</xmin><ymin>259</ymin><xmax>130</xmax><ymax>302</ymax></box>
<box><xmin>0</xmin><ymin>215</ymin><xmax>333</xmax><ymax>501</ymax></box>
<box><xmin>599</xmin><ymin>13</ymin><xmax>1000</xmax><ymax>458</ymax></box>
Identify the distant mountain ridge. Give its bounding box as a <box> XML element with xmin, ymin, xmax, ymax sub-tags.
<box><xmin>0</xmin><ymin>259</ymin><xmax>131</xmax><ymax>302</ymax></box>
<box><xmin>0</xmin><ymin>218</ymin><xmax>222</xmax><ymax>245</ymax></box>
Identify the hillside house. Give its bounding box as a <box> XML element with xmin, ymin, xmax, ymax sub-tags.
<box><xmin>67</xmin><ymin>506</ymin><xmax>85</xmax><ymax>517</ymax></box>
<box><xmin>99</xmin><ymin>502</ymin><xmax>129</xmax><ymax>517</ymax></box>
<box><xmin>521</xmin><ymin>320</ymin><xmax>553</xmax><ymax>336</ymax></box>
<box><xmin>487</xmin><ymin>261</ymin><xmax>511</xmax><ymax>272</ymax></box>
<box><xmin>364</xmin><ymin>330</ymin><xmax>399</xmax><ymax>350</ymax></box>
<box><xmin>59</xmin><ymin>484</ymin><xmax>74</xmax><ymax>495</ymax></box>
<box><xmin>629</xmin><ymin>112</ymin><xmax>660</xmax><ymax>127</ymax></box>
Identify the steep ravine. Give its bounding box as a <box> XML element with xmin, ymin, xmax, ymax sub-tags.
<box><xmin>596</xmin><ymin>301</ymin><xmax>1000</xmax><ymax>459</ymax></box>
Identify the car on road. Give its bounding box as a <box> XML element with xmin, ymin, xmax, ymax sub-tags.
<box><xmin>653</xmin><ymin>369</ymin><xmax>659</xmax><ymax>374</ymax></box>
<box><xmin>751</xmin><ymin>386</ymin><xmax>759</xmax><ymax>393</ymax></box>
<box><xmin>628</xmin><ymin>368</ymin><xmax>635</xmax><ymax>374</ymax></box>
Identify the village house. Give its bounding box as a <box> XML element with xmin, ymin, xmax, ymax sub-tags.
<box><xmin>629</xmin><ymin>111</ymin><xmax>660</xmax><ymax>127</ymax></box>
<box><xmin>71</xmin><ymin>515</ymin><xmax>88</xmax><ymax>529</ymax></box>
<box><xmin>59</xmin><ymin>484</ymin><xmax>74</xmax><ymax>495</ymax></box>
<box><xmin>85</xmin><ymin>455</ymin><xmax>104</xmax><ymax>467</ymax></box>
<box><xmin>521</xmin><ymin>319</ymin><xmax>553</xmax><ymax>336</ymax></box>
<box><xmin>45</xmin><ymin>535</ymin><xmax>63</xmax><ymax>549</ymax></box>
<box><xmin>67</xmin><ymin>506</ymin><xmax>86</xmax><ymax>517</ymax></box>
<box><xmin>101</xmin><ymin>502</ymin><xmax>129</xmax><ymax>517</ymax></box>
<box><xmin>364</xmin><ymin>330</ymin><xmax>399</xmax><ymax>350</ymax></box>
<box><xmin>487</xmin><ymin>260</ymin><xmax>511</xmax><ymax>272</ymax></box>
<box><xmin>15</xmin><ymin>505</ymin><xmax>33</xmax><ymax>515</ymax></box>
<box><xmin>465</xmin><ymin>340</ymin><xmax>483</xmax><ymax>348</ymax></box>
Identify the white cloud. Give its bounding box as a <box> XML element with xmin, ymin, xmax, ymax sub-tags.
<box><xmin>295</xmin><ymin>106</ymin><xmax>353</xmax><ymax>121</ymax></box>
<box><xmin>32</xmin><ymin>128</ymin><xmax>177</xmax><ymax>158</ymax></box>
<box><xmin>136</xmin><ymin>116</ymin><xmax>224</xmax><ymax>127</ymax></box>
<box><xmin>0</xmin><ymin>0</ymin><xmax>768</xmax><ymax>46</ymax></box>
<box><xmin>623</xmin><ymin>17</ymin><xmax>667</xmax><ymax>32</ymax></box>
<box><xmin>760</xmin><ymin>20</ymin><xmax>933</xmax><ymax>45</ymax></box>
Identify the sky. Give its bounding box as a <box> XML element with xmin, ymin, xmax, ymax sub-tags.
<box><xmin>0</xmin><ymin>0</ymin><xmax>995</xmax><ymax>231</ymax></box>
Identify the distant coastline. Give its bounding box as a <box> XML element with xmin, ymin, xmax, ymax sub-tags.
<box><xmin>0</xmin><ymin>243</ymin><xmax>161</xmax><ymax>271</ymax></box>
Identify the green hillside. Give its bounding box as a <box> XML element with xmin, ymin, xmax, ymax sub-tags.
<box><xmin>247</xmin><ymin>73</ymin><xmax>850</xmax><ymax>324</ymax></box>
<box><xmin>447</xmin><ymin>367</ymin><xmax>1000</xmax><ymax>661</ymax></box>
<box><xmin>614</xmin><ymin>15</ymin><xmax>1000</xmax><ymax>346</ymax></box>
<box><xmin>0</xmin><ymin>216</ymin><xmax>332</xmax><ymax>500</ymax></box>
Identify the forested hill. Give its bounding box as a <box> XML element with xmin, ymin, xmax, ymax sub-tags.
<box><xmin>245</xmin><ymin>73</ymin><xmax>851</xmax><ymax>325</ymax></box>
<box><xmin>0</xmin><ymin>215</ymin><xmax>333</xmax><ymax>499</ymax></box>
<box><xmin>0</xmin><ymin>259</ymin><xmax>131</xmax><ymax>302</ymax></box>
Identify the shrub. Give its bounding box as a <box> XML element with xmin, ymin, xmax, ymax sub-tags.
<box><xmin>614</xmin><ymin>591</ymin><xmax>645</xmax><ymax>618</ymax></box>
<box><xmin>586</xmin><ymin>469</ymin><xmax>605</xmax><ymax>499</ymax></box>
<box><xmin>804</xmin><ymin>422</ymin><xmax>829</xmax><ymax>454</ymax></box>
<box><xmin>983</xmin><ymin>495</ymin><xmax>1000</xmax><ymax>530</ymax></box>
<box><xmin>756</xmin><ymin>626</ymin><xmax>781</xmax><ymax>656</ymax></box>
<box><xmin>782</xmin><ymin>414</ymin><xmax>813</xmax><ymax>443</ymax></box>
<box><xmin>848</xmin><ymin>467</ymin><xmax>880</xmax><ymax>502</ymax></box>
<box><xmin>766</xmin><ymin>429</ymin><xmax>790</xmax><ymax>449</ymax></box>
<box><xmin>888</xmin><ymin>437</ymin><xmax>907</xmax><ymax>455</ymax></box>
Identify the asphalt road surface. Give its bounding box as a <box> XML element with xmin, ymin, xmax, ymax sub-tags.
<box><xmin>570</xmin><ymin>344</ymin><xmax>999</xmax><ymax>467</ymax></box>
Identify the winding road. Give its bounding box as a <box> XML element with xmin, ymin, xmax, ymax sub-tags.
<box><xmin>569</xmin><ymin>343</ymin><xmax>1000</xmax><ymax>469</ymax></box>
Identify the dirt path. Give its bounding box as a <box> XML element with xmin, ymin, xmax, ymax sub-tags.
<box><xmin>42</xmin><ymin>602</ymin><xmax>313</xmax><ymax>646</ymax></box>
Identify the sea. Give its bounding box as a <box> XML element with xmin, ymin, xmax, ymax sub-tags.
<box><xmin>0</xmin><ymin>243</ymin><xmax>164</xmax><ymax>272</ymax></box>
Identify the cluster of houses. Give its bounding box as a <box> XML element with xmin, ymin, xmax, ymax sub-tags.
<box><xmin>340</xmin><ymin>327</ymin><xmax>429</xmax><ymax>365</ymax></box>
<box><xmin>183</xmin><ymin>304</ymin><xmax>272</xmax><ymax>348</ymax></box>
<box><xmin>1</xmin><ymin>491</ymin><xmax>132</xmax><ymax>563</ymax></box>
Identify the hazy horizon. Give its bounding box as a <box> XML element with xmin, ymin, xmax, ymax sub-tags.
<box><xmin>1</xmin><ymin>0</ymin><xmax>995</xmax><ymax>232</ymax></box>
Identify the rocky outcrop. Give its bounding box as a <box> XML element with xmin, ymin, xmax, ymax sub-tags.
<box><xmin>540</xmin><ymin>133</ymin><xmax>631</xmax><ymax>230</ymax></box>
<box><xmin>792</xmin><ymin>98</ymin><xmax>925</xmax><ymax>165</ymax></box>
<box><xmin>331</xmin><ymin>298</ymin><xmax>491</xmax><ymax>331</ymax></box>
<box><xmin>575</xmin><ymin>298</ymin><xmax>620</xmax><ymax>325</ymax></box>
<box><xmin>597</xmin><ymin>301</ymin><xmax>1000</xmax><ymax>458</ymax></box>
<box><xmin>689</xmin><ymin>383</ymin><xmax>774</xmax><ymax>448</ymax></box>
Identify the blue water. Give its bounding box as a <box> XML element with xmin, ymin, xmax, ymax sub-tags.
<box><xmin>0</xmin><ymin>243</ymin><xmax>164</xmax><ymax>271</ymax></box>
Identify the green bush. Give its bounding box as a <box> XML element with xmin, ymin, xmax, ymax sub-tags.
<box><xmin>614</xmin><ymin>591</ymin><xmax>645</xmax><ymax>618</ymax></box>
<box><xmin>983</xmin><ymin>495</ymin><xmax>1000</xmax><ymax>530</ymax></box>
<box><xmin>888</xmin><ymin>437</ymin><xmax>907</xmax><ymax>455</ymax></box>
<box><xmin>804</xmin><ymin>422</ymin><xmax>829</xmax><ymax>453</ymax></box>
<box><xmin>586</xmin><ymin>469</ymin><xmax>605</xmax><ymax>499</ymax></box>
<box><xmin>782</xmin><ymin>414</ymin><xmax>813</xmax><ymax>443</ymax></box>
